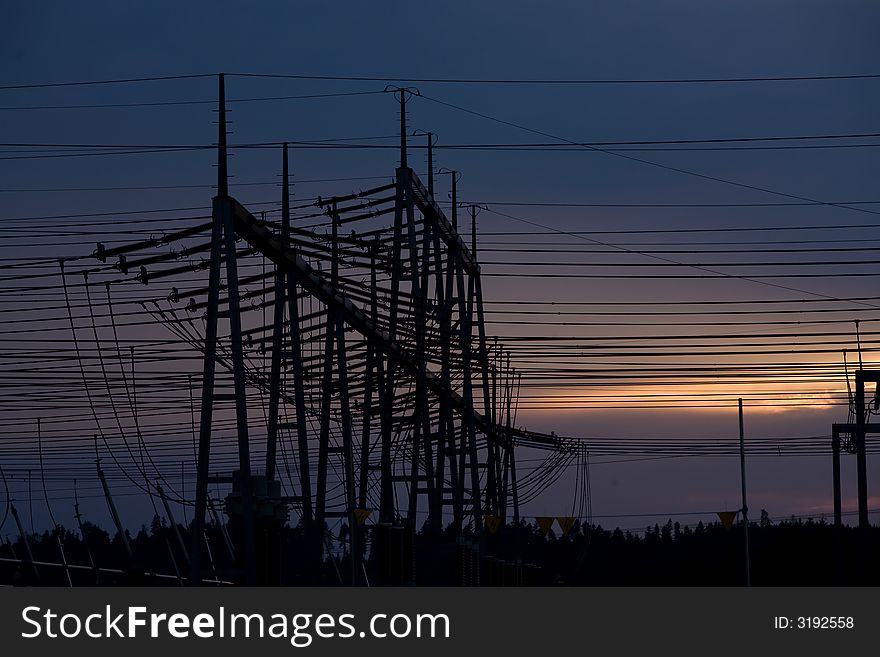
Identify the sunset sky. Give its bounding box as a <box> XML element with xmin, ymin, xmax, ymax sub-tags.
<box><xmin>2</xmin><ymin>1</ymin><xmax>880</xmax><ymax>533</ymax></box>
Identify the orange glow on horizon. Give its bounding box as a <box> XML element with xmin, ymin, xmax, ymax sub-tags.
<box><xmin>512</xmin><ymin>364</ymin><xmax>850</xmax><ymax>416</ymax></box>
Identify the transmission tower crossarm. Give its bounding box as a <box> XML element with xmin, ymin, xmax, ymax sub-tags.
<box><xmin>230</xmin><ymin>197</ymin><xmax>516</xmax><ymax>448</ymax></box>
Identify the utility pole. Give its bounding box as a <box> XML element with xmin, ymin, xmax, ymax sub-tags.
<box><xmin>399</xmin><ymin>89</ymin><xmax>408</xmax><ymax>169</ymax></box>
<box><xmin>281</xmin><ymin>142</ymin><xmax>313</xmax><ymax>528</ymax></box>
<box><xmin>191</xmin><ymin>73</ymin><xmax>257</xmax><ymax>585</ymax></box>
<box><xmin>190</xmin><ymin>75</ymin><xmax>226</xmax><ymax>585</ymax></box>
<box><xmin>738</xmin><ymin>398</ymin><xmax>751</xmax><ymax>587</ymax></box>
<box><xmin>265</xmin><ymin>148</ymin><xmax>286</xmax><ymax>484</ymax></box>
<box><xmin>853</xmin><ymin>370</ymin><xmax>873</xmax><ymax>576</ymax></box>
<box><xmin>831</xmin><ymin>425</ymin><xmax>843</xmax><ymax>583</ymax></box>
<box><xmin>426</xmin><ymin>131</ymin><xmax>434</xmax><ymax>195</ymax></box>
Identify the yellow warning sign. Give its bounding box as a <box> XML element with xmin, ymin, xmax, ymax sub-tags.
<box><xmin>485</xmin><ymin>514</ymin><xmax>502</xmax><ymax>534</ymax></box>
<box><xmin>556</xmin><ymin>516</ymin><xmax>575</xmax><ymax>536</ymax></box>
<box><xmin>717</xmin><ymin>511</ymin><xmax>738</xmax><ymax>529</ymax></box>
<box><xmin>353</xmin><ymin>508</ymin><xmax>372</xmax><ymax>525</ymax></box>
<box><xmin>536</xmin><ymin>516</ymin><xmax>554</xmax><ymax>536</ymax></box>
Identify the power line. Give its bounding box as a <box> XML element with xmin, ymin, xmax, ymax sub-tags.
<box><xmin>420</xmin><ymin>93</ymin><xmax>880</xmax><ymax>221</ymax></box>
<box><xmin>0</xmin><ymin>175</ymin><xmax>390</xmax><ymax>194</ymax></box>
<box><xmin>3</xmin><ymin>71</ymin><xmax>880</xmax><ymax>92</ymax></box>
<box><xmin>0</xmin><ymin>73</ymin><xmax>215</xmax><ymax>91</ymax></box>
<box><xmin>0</xmin><ymin>90</ymin><xmax>386</xmax><ymax>110</ymax></box>
<box><xmin>227</xmin><ymin>71</ymin><xmax>880</xmax><ymax>85</ymax></box>
<box><xmin>470</xmin><ymin>201</ymin><xmax>880</xmax><ymax>210</ymax></box>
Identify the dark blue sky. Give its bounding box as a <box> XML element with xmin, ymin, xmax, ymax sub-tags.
<box><xmin>2</xmin><ymin>1</ymin><xmax>880</xmax><ymax>533</ymax></box>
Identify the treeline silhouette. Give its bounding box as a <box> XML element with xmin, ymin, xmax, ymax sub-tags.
<box><xmin>2</xmin><ymin>514</ymin><xmax>877</xmax><ymax>586</ymax></box>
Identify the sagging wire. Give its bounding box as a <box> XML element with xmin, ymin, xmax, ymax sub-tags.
<box><xmin>85</xmin><ymin>271</ymin><xmax>152</xmax><ymax>482</ymax></box>
<box><xmin>60</xmin><ymin>259</ymin><xmax>163</xmax><ymax>503</ymax></box>
<box><xmin>105</xmin><ymin>280</ymin><xmax>185</xmax><ymax>501</ymax></box>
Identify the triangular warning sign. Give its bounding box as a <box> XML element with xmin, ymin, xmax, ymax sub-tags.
<box><xmin>353</xmin><ymin>508</ymin><xmax>372</xmax><ymax>525</ymax></box>
<box><xmin>536</xmin><ymin>516</ymin><xmax>554</xmax><ymax>536</ymax></box>
<box><xmin>556</xmin><ymin>516</ymin><xmax>575</xmax><ymax>536</ymax></box>
<box><xmin>717</xmin><ymin>511</ymin><xmax>738</xmax><ymax>529</ymax></box>
<box><xmin>485</xmin><ymin>514</ymin><xmax>502</xmax><ymax>534</ymax></box>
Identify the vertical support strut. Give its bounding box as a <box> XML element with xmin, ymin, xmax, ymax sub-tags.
<box><xmin>335</xmin><ymin>309</ymin><xmax>359</xmax><ymax>585</ymax></box>
<box><xmin>355</xmin><ymin>240</ymin><xmax>381</xmax><ymax>583</ymax></box>
<box><xmin>314</xmin><ymin>201</ymin><xmax>340</xmax><ymax>553</ymax></box>
<box><xmin>831</xmin><ymin>425</ymin><xmax>843</xmax><ymax>583</ymax></box>
<box><xmin>433</xmin><ymin>197</ymin><xmax>459</xmax><ymax>529</ymax></box>
<box><xmin>190</xmin><ymin>75</ymin><xmax>227</xmax><ymax>585</ymax></box>
<box><xmin>832</xmin><ymin>425</ymin><xmax>842</xmax><ymax>529</ymax></box>
<box><xmin>358</xmin><ymin>241</ymin><xmax>379</xmax><ymax>511</ymax></box>
<box><xmin>853</xmin><ymin>371</ymin><xmax>870</xmax><ymax>579</ymax></box>
<box><xmin>738</xmin><ymin>398</ymin><xmax>750</xmax><ymax>588</ymax></box>
<box><xmin>454</xmin><ymin>209</ymin><xmax>482</xmax><ymax>533</ymax></box>
<box><xmin>854</xmin><ymin>372</ymin><xmax>869</xmax><ymax>530</ymax></box>
<box><xmin>265</xmin><ymin>151</ymin><xmax>286</xmax><ymax>484</ymax></box>
<box><xmin>399</xmin><ymin>90</ymin><xmax>408</xmax><ymax>169</ymax></box>
<box><xmin>509</xmin><ymin>444</ymin><xmax>520</xmax><ymax>525</ymax></box>
<box><xmin>221</xmin><ymin>196</ymin><xmax>257</xmax><ymax>586</ymax></box>
<box><xmin>471</xmin><ymin>206</ymin><xmax>497</xmax><ymax>516</ymax></box>
<box><xmin>426</xmin><ymin>132</ymin><xmax>434</xmax><ymax>196</ymax></box>
<box><xmin>280</xmin><ymin>143</ymin><xmax>314</xmax><ymax>527</ymax></box>
<box><xmin>191</xmin><ymin>73</ymin><xmax>256</xmax><ymax>585</ymax></box>
<box><xmin>379</xmin><ymin>169</ymin><xmax>406</xmax><ymax>524</ymax></box>
<box><xmin>499</xmin><ymin>353</ymin><xmax>512</xmax><ymax>522</ymax></box>
<box><xmin>511</xmin><ymin>370</ymin><xmax>522</xmax><ymax>525</ymax></box>
<box><xmin>402</xmin><ymin>164</ymin><xmax>436</xmax><ymax>527</ymax></box>
<box><xmin>443</xmin><ymin>172</ymin><xmax>463</xmax><ymax>528</ymax></box>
